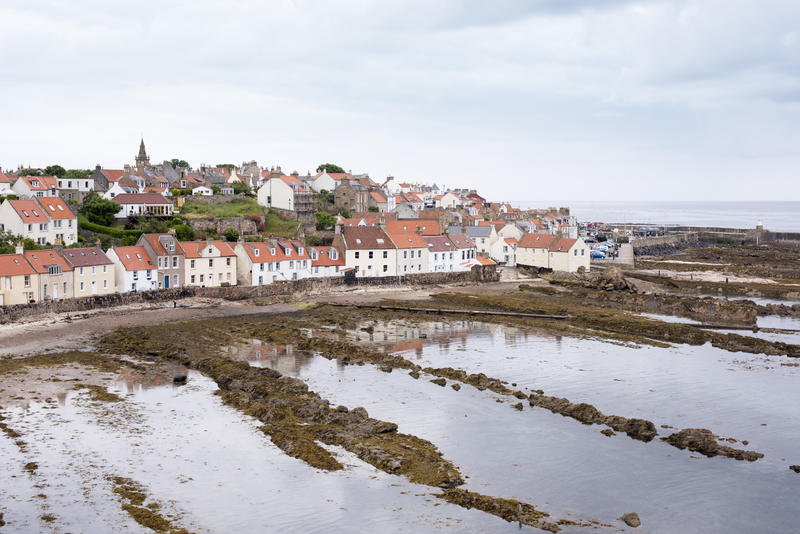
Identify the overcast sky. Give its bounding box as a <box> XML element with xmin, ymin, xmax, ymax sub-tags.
<box><xmin>1</xmin><ymin>0</ymin><xmax>798</xmax><ymax>201</ymax></box>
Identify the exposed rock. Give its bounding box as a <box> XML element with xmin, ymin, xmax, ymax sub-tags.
<box><xmin>430</xmin><ymin>378</ymin><xmax>447</xmax><ymax>387</ymax></box>
<box><xmin>512</xmin><ymin>402</ymin><xmax>523</xmax><ymax>411</ymax></box>
<box><xmin>451</xmin><ymin>383</ymin><xmax>461</xmax><ymax>391</ymax></box>
<box><xmin>409</xmin><ymin>370</ymin><xmax>420</xmax><ymax>379</ymax></box>
<box><xmin>438</xmin><ymin>489</ymin><xmax>559</xmax><ymax>532</ymax></box>
<box><xmin>600</xmin><ymin>429</ymin><xmax>616</xmax><ymax>437</ymax></box>
<box><xmin>618</xmin><ymin>512</ymin><xmax>641</xmax><ymax>528</ymax></box>
<box><xmin>661</xmin><ymin>428</ymin><xmax>764</xmax><ymax>461</ymax></box>
<box><xmin>789</xmin><ymin>465</ymin><xmax>800</xmax><ymax>474</ymax></box>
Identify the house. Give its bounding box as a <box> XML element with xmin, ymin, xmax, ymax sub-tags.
<box><xmin>548</xmin><ymin>238</ymin><xmax>590</xmax><ymax>273</ymax></box>
<box><xmin>107</xmin><ymin>246</ymin><xmax>158</xmax><ymax>293</ymax></box>
<box><xmin>447</xmin><ymin>233</ymin><xmax>478</xmax><ymax>271</ymax></box>
<box><xmin>180</xmin><ymin>240</ymin><xmax>237</xmax><ymax>287</ymax></box>
<box><xmin>448</xmin><ymin>224</ymin><xmax>497</xmax><ymax>255</ymax></box>
<box><xmin>91</xmin><ymin>166</ymin><xmax>125</xmax><ymax>193</ymax></box>
<box><xmin>24</xmin><ymin>248</ymin><xmax>74</xmax><ymax>300</ymax></box>
<box><xmin>334</xmin><ymin>177</ymin><xmax>370</xmax><ymax>214</ymax></box>
<box><xmin>0</xmin><ymin>247</ymin><xmax>38</xmax><ymax>305</ymax></box>
<box><xmin>0</xmin><ymin>199</ymin><xmax>52</xmax><ymax>245</ymax></box>
<box><xmin>37</xmin><ymin>197</ymin><xmax>77</xmax><ymax>245</ymax></box>
<box><xmin>61</xmin><ymin>245</ymin><xmax>115</xmax><ymax>296</ymax></box>
<box><xmin>192</xmin><ymin>186</ymin><xmax>213</xmax><ymax>196</ymax></box>
<box><xmin>0</xmin><ymin>172</ymin><xmax>15</xmax><ymax>195</ymax></box>
<box><xmin>369</xmin><ymin>191</ymin><xmax>389</xmax><ymax>212</ymax></box>
<box><xmin>57</xmin><ymin>174</ymin><xmax>94</xmax><ymax>204</ymax></box>
<box><xmin>310</xmin><ymin>171</ymin><xmax>353</xmax><ymax>192</ymax></box>
<box><xmin>102</xmin><ymin>178</ymin><xmax>138</xmax><ymax>200</ymax></box>
<box><xmin>516</xmin><ymin>234</ymin><xmax>557</xmax><ymax>269</ymax></box>
<box><xmin>497</xmin><ymin>223</ymin><xmax>524</xmax><ymax>241</ymax></box>
<box><xmin>309</xmin><ymin>246</ymin><xmax>345</xmax><ymax>278</ymax></box>
<box><xmin>437</xmin><ymin>192</ymin><xmax>462</xmax><ymax>209</ymax></box>
<box><xmin>423</xmin><ymin>235</ymin><xmax>457</xmax><ymax>272</ymax></box>
<box><xmin>387</xmin><ymin>219</ymin><xmax>441</xmax><ymax>236</ymax></box>
<box><xmin>491</xmin><ymin>237</ymin><xmax>518</xmax><ymax>266</ymax></box>
<box><xmin>112</xmin><ymin>193</ymin><xmax>174</xmax><ymax>218</ymax></box>
<box><xmin>516</xmin><ymin>234</ymin><xmax>589</xmax><ymax>272</ymax></box>
<box><xmin>257</xmin><ymin>176</ymin><xmax>314</xmax><ymax>217</ymax></box>
<box><xmin>387</xmin><ymin>231</ymin><xmax>429</xmax><ymax>275</ymax></box>
<box><xmin>234</xmin><ymin>240</ymin><xmax>287</xmax><ymax>286</ymax></box>
<box><xmin>333</xmin><ymin>226</ymin><xmax>398</xmax><ymax>278</ymax></box>
<box><xmin>12</xmin><ymin>175</ymin><xmax>59</xmax><ymax>199</ymax></box>
<box><xmin>137</xmin><ymin>233</ymin><xmax>185</xmax><ymax>289</ymax></box>
<box><xmin>275</xmin><ymin>240</ymin><xmax>313</xmax><ymax>280</ymax></box>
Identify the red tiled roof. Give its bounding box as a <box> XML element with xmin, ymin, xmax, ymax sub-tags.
<box><xmin>37</xmin><ymin>197</ymin><xmax>74</xmax><ymax>219</ymax></box>
<box><xmin>422</xmin><ymin>235</ymin><xmax>455</xmax><ymax>252</ymax></box>
<box><xmin>387</xmin><ymin>232</ymin><xmax>427</xmax><ymax>249</ymax></box>
<box><xmin>19</xmin><ymin>175</ymin><xmax>58</xmax><ymax>191</ymax></box>
<box><xmin>447</xmin><ymin>233</ymin><xmax>475</xmax><ymax>249</ymax></box>
<box><xmin>370</xmin><ymin>191</ymin><xmax>386</xmax><ymax>203</ymax></box>
<box><xmin>0</xmin><ymin>172</ymin><xmax>15</xmax><ymax>184</ymax></box>
<box><xmin>180</xmin><ymin>240</ymin><xmax>236</xmax><ymax>258</ymax></box>
<box><xmin>112</xmin><ymin>193</ymin><xmax>172</xmax><ymax>205</ymax></box>
<box><xmin>310</xmin><ymin>246</ymin><xmax>345</xmax><ymax>267</ymax></box>
<box><xmin>240</xmin><ymin>241</ymin><xmax>287</xmax><ymax>263</ymax></box>
<box><xmin>61</xmin><ymin>247</ymin><xmax>113</xmax><ymax>267</ymax></box>
<box><xmin>476</xmin><ymin>256</ymin><xmax>496</xmax><ymax>266</ymax></box>
<box><xmin>7</xmin><ymin>199</ymin><xmax>49</xmax><ymax>223</ymax></box>
<box><xmin>141</xmin><ymin>234</ymin><xmax>185</xmax><ymax>256</ymax></box>
<box><xmin>549</xmin><ymin>238</ymin><xmax>578</xmax><ymax>252</ymax></box>
<box><xmin>386</xmin><ymin>219</ymin><xmax>440</xmax><ymax>236</ymax></box>
<box><xmin>24</xmin><ymin>249</ymin><xmax>73</xmax><ymax>273</ymax></box>
<box><xmin>0</xmin><ymin>254</ymin><xmax>36</xmax><ymax>276</ymax></box>
<box><xmin>518</xmin><ymin>233</ymin><xmax>557</xmax><ymax>249</ymax></box>
<box><xmin>99</xmin><ymin>169</ymin><xmax>125</xmax><ymax>182</ymax></box>
<box><xmin>112</xmin><ymin>246</ymin><xmax>155</xmax><ymax>271</ymax></box>
<box><xmin>341</xmin><ymin>226</ymin><xmax>395</xmax><ymax>250</ymax></box>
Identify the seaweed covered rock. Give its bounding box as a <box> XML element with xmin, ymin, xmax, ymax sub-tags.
<box><xmin>661</xmin><ymin>428</ymin><xmax>764</xmax><ymax>461</ymax></box>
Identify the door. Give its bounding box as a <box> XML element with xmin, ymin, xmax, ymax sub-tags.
<box><xmin>92</xmin><ymin>280</ymin><xmax>97</xmax><ymax>295</ymax></box>
<box><xmin>53</xmin><ymin>283</ymin><xmax>58</xmax><ymax>299</ymax></box>
<box><xmin>164</xmin><ymin>275</ymin><xmax>169</xmax><ymax>289</ymax></box>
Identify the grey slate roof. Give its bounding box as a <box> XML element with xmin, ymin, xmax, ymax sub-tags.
<box><xmin>448</xmin><ymin>225</ymin><xmax>491</xmax><ymax>238</ymax></box>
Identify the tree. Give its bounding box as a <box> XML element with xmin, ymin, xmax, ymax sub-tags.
<box><xmin>315</xmin><ymin>211</ymin><xmax>337</xmax><ymax>231</ymax></box>
<box><xmin>170</xmin><ymin>158</ymin><xmax>190</xmax><ymax>168</ymax></box>
<box><xmin>337</xmin><ymin>207</ymin><xmax>352</xmax><ymax>219</ymax></box>
<box><xmin>223</xmin><ymin>228</ymin><xmax>240</xmax><ymax>242</ymax></box>
<box><xmin>80</xmin><ymin>193</ymin><xmax>120</xmax><ymax>226</ymax></box>
<box><xmin>318</xmin><ymin>189</ymin><xmax>335</xmax><ymax>204</ymax></box>
<box><xmin>211</xmin><ymin>185</ymin><xmax>221</xmax><ymax>195</ymax></box>
<box><xmin>216</xmin><ymin>164</ymin><xmax>236</xmax><ymax>169</ymax></box>
<box><xmin>64</xmin><ymin>169</ymin><xmax>90</xmax><ymax>180</ymax></box>
<box><xmin>316</xmin><ymin>163</ymin><xmax>345</xmax><ymax>174</ymax></box>
<box><xmin>173</xmin><ymin>224</ymin><xmax>195</xmax><ymax>241</ymax></box>
<box><xmin>368</xmin><ymin>206</ymin><xmax>380</xmax><ymax>212</ymax></box>
<box><xmin>232</xmin><ymin>181</ymin><xmax>252</xmax><ymax>196</ymax></box>
<box><xmin>45</xmin><ymin>165</ymin><xmax>66</xmax><ymax>178</ymax></box>
<box><xmin>18</xmin><ymin>168</ymin><xmax>42</xmax><ymax>177</ymax></box>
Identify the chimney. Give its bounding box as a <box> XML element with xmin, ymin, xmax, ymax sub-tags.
<box><xmin>54</xmin><ymin>237</ymin><xmax>63</xmax><ymax>252</ymax></box>
<box><xmin>168</xmin><ymin>228</ymin><xmax>176</xmax><ymax>236</ymax></box>
<box><xmin>95</xmin><ymin>164</ymin><xmax>101</xmax><ymax>172</ymax></box>
<box><xmin>15</xmin><ymin>242</ymin><xmax>23</xmax><ymax>255</ymax></box>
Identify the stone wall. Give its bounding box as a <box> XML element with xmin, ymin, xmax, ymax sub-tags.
<box><xmin>186</xmin><ymin>216</ymin><xmax>258</xmax><ymax>236</ymax></box>
<box><xmin>0</xmin><ymin>265</ymin><xmax>498</xmax><ymax>324</ymax></box>
<box><xmin>181</xmin><ymin>194</ymin><xmax>251</xmax><ymax>206</ymax></box>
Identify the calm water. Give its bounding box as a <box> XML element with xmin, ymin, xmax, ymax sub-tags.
<box><xmin>263</xmin><ymin>321</ymin><xmax>800</xmax><ymax>534</ymax></box>
<box><xmin>517</xmin><ymin>201</ymin><xmax>800</xmax><ymax>233</ymax></box>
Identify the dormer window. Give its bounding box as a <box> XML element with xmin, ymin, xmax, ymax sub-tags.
<box><xmin>376</xmin><ymin>238</ymin><xmax>384</xmax><ymax>244</ymax></box>
<box><xmin>270</xmin><ymin>247</ymin><xmax>276</xmax><ymax>255</ymax></box>
<box><xmin>330</xmin><ymin>248</ymin><xmax>338</xmax><ymax>260</ymax></box>
<box><xmin>297</xmin><ymin>247</ymin><xmax>303</xmax><ymax>255</ymax></box>
<box><xmin>254</xmin><ymin>248</ymin><xmax>260</xmax><ymax>257</ymax></box>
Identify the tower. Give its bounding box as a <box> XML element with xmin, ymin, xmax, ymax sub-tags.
<box><xmin>135</xmin><ymin>138</ymin><xmax>150</xmax><ymax>173</ymax></box>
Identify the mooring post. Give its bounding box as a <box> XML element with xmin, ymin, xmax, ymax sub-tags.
<box><xmin>518</xmin><ymin>503</ymin><xmax>523</xmax><ymax>529</ymax></box>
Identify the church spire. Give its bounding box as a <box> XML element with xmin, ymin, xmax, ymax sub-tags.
<box><xmin>135</xmin><ymin>138</ymin><xmax>150</xmax><ymax>172</ymax></box>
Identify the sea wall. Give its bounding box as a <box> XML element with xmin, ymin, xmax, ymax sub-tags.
<box><xmin>631</xmin><ymin>234</ymin><xmax>698</xmax><ymax>256</ymax></box>
<box><xmin>0</xmin><ymin>265</ymin><xmax>497</xmax><ymax>324</ymax></box>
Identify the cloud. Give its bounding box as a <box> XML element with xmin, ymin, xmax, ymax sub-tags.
<box><xmin>0</xmin><ymin>0</ymin><xmax>798</xmax><ymax>200</ymax></box>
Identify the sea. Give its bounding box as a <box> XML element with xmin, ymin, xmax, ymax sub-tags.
<box><xmin>516</xmin><ymin>201</ymin><xmax>800</xmax><ymax>233</ymax></box>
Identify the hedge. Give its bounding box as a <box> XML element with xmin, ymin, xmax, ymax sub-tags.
<box><xmin>78</xmin><ymin>214</ymin><xmax>143</xmax><ymax>239</ymax></box>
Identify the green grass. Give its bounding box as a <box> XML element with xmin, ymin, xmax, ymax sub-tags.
<box><xmin>180</xmin><ymin>198</ymin><xmax>264</xmax><ymax>218</ymax></box>
<box><xmin>263</xmin><ymin>211</ymin><xmax>300</xmax><ymax>237</ymax></box>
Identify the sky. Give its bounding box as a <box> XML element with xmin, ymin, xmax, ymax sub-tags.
<box><xmin>1</xmin><ymin>0</ymin><xmax>798</xmax><ymax>202</ymax></box>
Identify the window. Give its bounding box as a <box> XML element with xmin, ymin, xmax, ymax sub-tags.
<box><xmin>208</xmin><ymin>259</ymin><xmax>213</xmax><ymax>267</ymax></box>
<box><xmin>173</xmin><ymin>275</ymin><xmax>178</xmax><ymax>286</ymax></box>
<box><xmin>103</xmin><ymin>265</ymin><xmax>107</xmax><ymax>273</ymax></box>
<box><xmin>79</xmin><ymin>267</ymin><xmax>84</xmax><ymax>275</ymax></box>
<box><xmin>63</xmin><ymin>282</ymin><xmax>67</xmax><ymax>294</ymax></box>
<box><xmin>383</xmin><ymin>251</ymin><xmax>388</xmax><ymax>259</ymax></box>
<box><xmin>403</xmin><ymin>251</ymin><xmax>407</xmax><ymax>259</ymax></box>
<box><xmin>383</xmin><ymin>265</ymin><xmax>388</xmax><ymax>273</ymax></box>
<box><xmin>355</xmin><ymin>251</ymin><xmax>360</xmax><ymax>259</ymax></box>
<box><xmin>24</xmin><ymin>275</ymin><xmax>30</xmax><ymax>287</ymax></box>
<box><xmin>172</xmin><ymin>256</ymin><xmax>177</xmax><ymax>268</ymax></box>
<box><xmin>199</xmin><ymin>274</ymin><xmax>204</xmax><ymax>283</ymax></box>
<box><xmin>191</xmin><ymin>275</ymin><xmax>196</xmax><ymax>284</ymax></box>
<box><xmin>80</xmin><ymin>282</ymin><xmax>84</xmax><ymax>291</ymax></box>
<box><xmin>368</xmin><ymin>251</ymin><xmax>373</xmax><ymax>259</ymax></box>
<box><xmin>190</xmin><ymin>259</ymin><xmax>196</xmax><ymax>269</ymax></box>
<box><xmin>226</xmin><ymin>258</ymin><xmax>231</xmax><ymax>266</ymax></box>
<box><xmin>103</xmin><ymin>279</ymin><xmax>107</xmax><ymax>289</ymax></box>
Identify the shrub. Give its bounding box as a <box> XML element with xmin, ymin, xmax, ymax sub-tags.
<box><xmin>224</xmin><ymin>228</ymin><xmax>240</xmax><ymax>242</ymax></box>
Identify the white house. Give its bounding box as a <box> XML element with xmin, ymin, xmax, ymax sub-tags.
<box><xmin>37</xmin><ymin>197</ymin><xmax>78</xmax><ymax>245</ymax></box>
<box><xmin>387</xmin><ymin>231</ymin><xmax>429</xmax><ymax>275</ymax></box>
<box><xmin>423</xmin><ymin>235</ymin><xmax>456</xmax><ymax>272</ymax></box>
<box><xmin>309</xmin><ymin>246</ymin><xmax>345</xmax><ymax>278</ymax></box>
<box><xmin>516</xmin><ymin>234</ymin><xmax>557</xmax><ymax>270</ymax></box>
<box><xmin>107</xmin><ymin>245</ymin><xmax>158</xmax><ymax>293</ymax></box>
<box><xmin>497</xmin><ymin>223</ymin><xmax>524</xmax><ymax>241</ymax></box>
<box><xmin>0</xmin><ymin>199</ymin><xmax>49</xmax><ymax>245</ymax></box>
<box><xmin>181</xmin><ymin>240</ymin><xmax>238</xmax><ymax>287</ymax></box>
<box><xmin>449</xmin><ymin>225</ymin><xmax>497</xmax><ymax>256</ymax></box>
<box><xmin>0</xmin><ymin>172</ymin><xmax>14</xmax><ymax>195</ymax></box>
<box><xmin>491</xmin><ymin>237</ymin><xmax>518</xmax><ymax>266</ymax></box>
<box><xmin>113</xmin><ymin>193</ymin><xmax>174</xmax><ymax>218</ymax></box>
<box><xmin>102</xmin><ymin>181</ymin><xmax>137</xmax><ymax>200</ymax></box>
<box><xmin>548</xmin><ymin>238</ymin><xmax>590</xmax><ymax>273</ymax></box>
<box><xmin>235</xmin><ymin>240</ymin><xmax>286</xmax><ymax>286</ymax></box>
<box><xmin>334</xmin><ymin>226</ymin><xmax>398</xmax><ymax>278</ymax></box>
<box><xmin>447</xmin><ymin>233</ymin><xmax>478</xmax><ymax>272</ymax></box>
<box><xmin>12</xmin><ymin>175</ymin><xmax>59</xmax><ymax>199</ymax></box>
<box><xmin>57</xmin><ymin>175</ymin><xmax>94</xmax><ymax>193</ymax></box>
<box><xmin>257</xmin><ymin>176</ymin><xmax>311</xmax><ymax>213</ymax></box>
<box><xmin>192</xmin><ymin>186</ymin><xmax>213</xmax><ymax>196</ymax></box>
<box><xmin>310</xmin><ymin>171</ymin><xmax>353</xmax><ymax>193</ymax></box>
<box><xmin>437</xmin><ymin>192</ymin><xmax>461</xmax><ymax>209</ymax></box>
